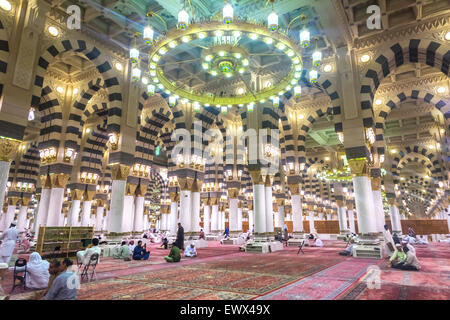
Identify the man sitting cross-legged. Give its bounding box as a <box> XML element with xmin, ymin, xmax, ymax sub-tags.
<box><xmin>184</xmin><ymin>243</ymin><xmax>197</xmax><ymax>258</ymax></box>
<box><xmin>165</xmin><ymin>243</ymin><xmax>181</xmax><ymax>263</ymax></box>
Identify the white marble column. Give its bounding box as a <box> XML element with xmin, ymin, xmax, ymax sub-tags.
<box><xmin>95</xmin><ymin>206</ymin><xmax>104</xmax><ymax>232</ymax></box>
<box><xmin>211</xmin><ymin>204</ymin><xmax>219</xmax><ymax>232</ymax></box>
<box><xmin>46</xmin><ymin>188</ymin><xmax>65</xmax><ymax>226</ymax></box>
<box><xmin>348</xmin><ymin>209</ymin><xmax>356</xmax><ymax>233</ymax></box>
<box><xmin>169</xmin><ymin>201</ymin><xmax>178</xmax><ymax>235</ymax></box>
<box><xmin>81</xmin><ymin>201</ymin><xmax>92</xmax><ymax>226</ymax></box>
<box><xmin>237</xmin><ymin>205</ymin><xmax>242</xmax><ymax>232</ymax></box>
<box><xmin>0</xmin><ymin>161</ymin><xmax>11</xmax><ymax>211</ymax></box>
<box><xmin>265</xmin><ymin>185</ymin><xmax>274</xmax><ymax>233</ymax></box>
<box><xmin>191</xmin><ymin>189</ymin><xmax>201</xmax><ymax>234</ymax></box>
<box><xmin>0</xmin><ymin>213</ymin><xmax>5</xmax><ymax>232</ymax></box>
<box><xmin>133</xmin><ymin>196</ymin><xmax>145</xmax><ymax>233</ymax></box>
<box><xmin>35</xmin><ymin>188</ymin><xmax>51</xmax><ymax>233</ymax></box>
<box><xmin>228</xmin><ymin>198</ymin><xmax>239</xmax><ymax>232</ymax></box>
<box><xmin>17</xmin><ymin>205</ymin><xmax>28</xmax><ymax>233</ymax></box>
<box><xmin>248</xmin><ymin>210</ymin><xmax>254</xmax><ymax>233</ymax></box>
<box><xmin>276</xmin><ymin>205</ymin><xmax>285</xmax><ymax>228</ymax></box>
<box><xmin>253</xmin><ymin>184</ymin><xmax>266</xmax><ymax>234</ymax></box>
<box><xmin>104</xmin><ymin>210</ymin><xmax>110</xmax><ymax>232</ymax></box>
<box><xmin>308</xmin><ymin>211</ymin><xmax>315</xmax><ymax>233</ymax></box>
<box><xmin>68</xmin><ymin>200</ymin><xmax>81</xmax><ymax>226</ymax></box>
<box><xmin>389</xmin><ymin>204</ymin><xmax>402</xmax><ymax>233</ymax></box>
<box><xmin>204</xmin><ymin>205</ymin><xmax>211</xmax><ymax>233</ymax></box>
<box><xmin>338</xmin><ymin>206</ymin><xmax>349</xmax><ymax>233</ymax></box>
<box><xmin>372</xmin><ymin>188</ymin><xmax>385</xmax><ymax>233</ymax></box>
<box><xmin>179</xmin><ymin>189</ymin><xmax>192</xmax><ymax>232</ymax></box>
<box><xmin>123</xmin><ymin>195</ymin><xmax>135</xmax><ymax>233</ymax></box>
<box><xmin>291</xmin><ymin>194</ymin><xmax>303</xmax><ymax>233</ymax></box>
<box><xmin>353</xmin><ymin>175</ymin><xmax>377</xmax><ymax>234</ymax></box>
<box><xmin>4</xmin><ymin>205</ymin><xmax>16</xmax><ymax>230</ymax></box>
<box><xmin>108</xmin><ymin>179</ymin><xmax>127</xmax><ymax>234</ymax></box>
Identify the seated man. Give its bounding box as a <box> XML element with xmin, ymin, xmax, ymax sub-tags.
<box><xmin>392</xmin><ymin>249</ymin><xmax>421</xmax><ymax>271</ymax></box>
<box><xmin>128</xmin><ymin>240</ymin><xmax>136</xmax><ymax>254</ymax></box>
<box><xmin>388</xmin><ymin>243</ymin><xmax>407</xmax><ymax>268</ymax></box>
<box><xmin>44</xmin><ymin>258</ymin><xmax>78</xmax><ymax>300</ymax></box>
<box><xmin>199</xmin><ymin>229</ymin><xmax>205</xmax><ymax>240</ymax></box>
<box><xmin>165</xmin><ymin>244</ymin><xmax>181</xmax><ymax>263</ymax></box>
<box><xmin>113</xmin><ymin>241</ymin><xmax>131</xmax><ymax>260</ymax></box>
<box><xmin>339</xmin><ymin>239</ymin><xmax>355</xmax><ymax>256</ymax></box>
<box><xmin>132</xmin><ymin>241</ymin><xmax>150</xmax><ymax>260</ymax></box>
<box><xmin>76</xmin><ymin>238</ymin><xmax>101</xmax><ymax>266</ymax></box>
<box><xmin>184</xmin><ymin>243</ymin><xmax>197</xmax><ymax>258</ymax></box>
<box><xmin>311</xmin><ymin>234</ymin><xmax>324</xmax><ymax>247</ymax></box>
<box><xmin>34</xmin><ymin>259</ymin><xmax>61</xmax><ymax>300</ymax></box>
<box><xmin>239</xmin><ymin>236</ymin><xmax>251</xmax><ymax>252</ymax></box>
<box><xmin>401</xmin><ymin>239</ymin><xmax>416</xmax><ymax>255</ymax></box>
<box><xmin>160</xmin><ymin>236</ymin><xmax>169</xmax><ymax>250</ymax></box>
<box><xmin>418</xmin><ymin>235</ymin><xmax>429</xmax><ymax>244</ymax></box>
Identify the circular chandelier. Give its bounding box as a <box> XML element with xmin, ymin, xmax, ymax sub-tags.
<box><xmin>130</xmin><ymin>0</ymin><xmax>322</xmax><ymax>111</ymax></box>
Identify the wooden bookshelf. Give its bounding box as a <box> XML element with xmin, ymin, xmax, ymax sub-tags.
<box><xmin>36</xmin><ymin>226</ymin><xmax>94</xmax><ymax>257</ymax></box>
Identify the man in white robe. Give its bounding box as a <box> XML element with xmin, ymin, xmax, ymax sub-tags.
<box><xmin>0</xmin><ymin>222</ymin><xmax>19</xmax><ymax>264</ymax></box>
<box><xmin>184</xmin><ymin>243</ymin><xmax>197</xmax><ymax>257</ymax></box>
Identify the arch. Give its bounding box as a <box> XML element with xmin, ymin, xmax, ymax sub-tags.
<box><xmin>31</xmin><ymin>39</ymin><xmax>122</xmax><ymax>134</ymax></box>
<box><xmin>38</xmin><ymin>86</ymin><xmax>62</xmax><ymax>150</ymax></box>
<box><xmin>374</xmin><ymin>89</ymin><xmax>449</xmax><ymax>155</ymax></box>
<box><xmin>0</xmin><ymin>17</ymin><xmax>9</xmax><ymax>96</ymax></box>
<box><xmin>79</xmin><ymin>124</ymin><xmax>108</xmax><ymax>176</ymax></box>
<box><xmin>136</xmin><ymin>94</ymin><xmax>173</xmax><ymax>164</ymax></box>
<box><xmin>65</xmin><ymin>78</ymin><xmax>105</xmax><ymax>151</ymax></box>
<box><xmin>360</xmin><ymin>39</ymin><xmax>450</xmax><ymax>128</ymax></box>
<box><xmin>317</xmin><ymin>76</ymin><xmax>343</xmax><ymax>134</ymax></box>
<box><xmin>391</xmin><ymin>147</ymin><xmax>442</xmax><ymax>183</ymax></box>
<box><xmin>15</xmin><ymin>143</ymin><xmax>40</xmax><ymax>186</ymax></box>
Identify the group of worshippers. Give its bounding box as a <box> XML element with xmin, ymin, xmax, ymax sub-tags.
<box><xmin>385</xmin><ymin>225</ymin><xmax>421</xmax><ymax>271</ymax></box>
<box><xmin>163</xmin><ymin>223</ymin><xmax>198</xmax><ymax>262</ymax></box>
<box><xmin>0</xmin><ymin>252</ymin><xmax>78</xmax><ymax>300</ymax></box>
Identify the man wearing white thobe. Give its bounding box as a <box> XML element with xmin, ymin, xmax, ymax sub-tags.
<box><xmin>0</xmin><ymin>222</ymin><xmax>19</xmax><ymax>264</ymax></box>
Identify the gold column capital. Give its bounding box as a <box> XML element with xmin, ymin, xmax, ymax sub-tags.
<box><xmin>210</xmin><ymin>197</ymin><xmax>218</xmax><ymax>205</ymax></box>
<box><xmin>348</xmin><ymin>158</ymin><xmax>369</xmax><ymax>177</ymax></box>
<box><xmin>71</xmin><ymin>189</ymin><xmax>84</xmax><ymax>201</ymax></box>
<box><xmin>169</xmin><ymin>192</ymin><xmax>179</xmax><ymax>202</ymax></box>
<box><xmin>7</xmin><ymin>197</ymin><xmax>19</xmax><ymax>206</ymax></box>
<box><xmin>191</xmin><ymin>179</ymin><xmax>202</xmax><ymax>192</ymax></box>
<box><xmin>203</xmin><ymin>198</ymin><xmax>210</xmax><ymax>206</ymax></box>
<box><xmin>371</xmin><ymin>177</ymin><xmax>382</xmax><ymax>191</ymax></box>
<box><xmin>0</xmin><ymin>137</ymin><xmax>21</xmax><ymax>162</ymax></box>
<box><xmin>21</xmin><ymin>197</ymin><xmax>31</xmax><ymax>207</ymax></box>
<box><xmin>110</xmin><ymin>164</ymin><xmax>131</xmax><ymax>180</ymax></box>
<box><xmin>387</xmin><ymin>198</ymin><xmax>396</xmax><ymax>206</ymax></box>
<box><xmin>336</xmin><ymin>199</ymin><xmax>345</xmax><ymax>207</ymax></box>
<box><xmin>347</xmin><ymin>202</ymin><xmax>354</xmax><ymax>211</ymax></box>
<box><xmin>178</xmin><ymin>177</ymin><xmax>194</xmax><ymax>191</ymax></box>
<box><xmin>264</xmin><ymin>175</ymin><xmax>273</xmax><ymax>187</ymax></box>
<box><xmin>228</xmin><ymin>188</ymin><xmax>239</xmax><ymax>199</ymax></box>
<box><xmin>276</xmin><ymin>199</ymin><xmax>285</xmax><ymax>206</ymax></box>
<box><xmin>288</xmin><ymin>183</ymin><xmax>300</xmax><ymax>195</ymax></box>
<box><xmin>136</xmin><ymin>184</ymin><xmax>148</xmax><ymax>197</ymax></box>
<box><xmin>249</xmin><ymin>169</ymin><xmax>263</xmax><ymax>185</ymax></box>
<box><xmin>50</xmin><ymin>173</ymin><xmax>70</xmax><ymax>188</ymax></box>
<box><xmin>248</xmin><ymin>202</ymin><xmax>253</xmax><ymax>210</ymax></box>
<box><xmin>39</xmin><ymin>175</ymin><xmax>52</xmax><ymax>189</ymax></box>
<box><xmin>125</xmin><ymin>183</ymin><xmax>138</xmax><ymax>196</ymax></box>
<box><xmin>96</xmin><ymin>199</ymin><xmax>106</xmax><ymax>207</ymax></box>
<box><xmin>83</xmin><ymin>190</ymin><xmax>96</xmax><ymax>201</ymax></box>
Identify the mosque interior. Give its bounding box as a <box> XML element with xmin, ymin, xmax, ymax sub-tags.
<box><xmin>0</xmin><ymin>0</ymin><xmax>449</xmax><ymax>301</ymax></box>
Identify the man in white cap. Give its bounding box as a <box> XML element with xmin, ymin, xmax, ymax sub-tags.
<box><xmin>0</xmin><ymin>221</ymin><xmax>19</xmax><ymax>264</ymax></box>
<box><xmin>184</xmin><ymin>242</ymin><xmax>197</xmax><ymax>258</ymax></box>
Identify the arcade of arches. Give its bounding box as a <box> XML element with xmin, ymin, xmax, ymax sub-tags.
<box><xmin>0</xmin><ymin>0</ymin><xmax>449</xmax><ymax>301</ymax></box>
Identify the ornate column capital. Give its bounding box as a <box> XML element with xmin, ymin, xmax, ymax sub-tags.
<box><xmin>228</xmin><ymin>188</ymin><xmax>239</xmax><ymax>199</ymax></box>
<box><xmin>7</xmin><ymin>196</ymin><xmax>19</xmax><ymax>206</ymax></box>
<box><xmin>169</xmin><ymin>192</ymin><xmax>179</xmax><ymax>202</ymax></box>
<box><xmin>348</xmin><ymin>158</ymin><xmax>369</xmax><ymax>177</ymax></box>
<box><xmin>178</xmin><ymin>177</ymin><xmax>194</xmax><ymax>191</ymax></box>
<box><xmin>50</xmin><ymin>173</ymin><xmax>70</xmax><ymax>188</ymax></box>
<box><xmin>39</xmin><ymin>175</ymin><xmax>52</xmax><ymax>189</ymax></box>
<box><xmin>110</xmin><ymin>164</ymin><xmax>131</xmax><ymax>180</ymax></box>
<box><xmin>288</xmin><ymin>183</ymin><xmax>300</xmax><ymax>195</ymax></box>
<box><xmin>210</xmin><ymin>197</ymin><xmax>218</xmax><ymax>205</ymax></box>
<box><xmin>135</xmin><ymin>184</ymin><xmax>148</xmax><ymax>197</ymax></box>
<box><xmin>0</xmin><ymin>137</ymin><xmax>21</xmax><ymax>162</ymax></box>
<box><xmin>83</xmin><ymin>190</ymin><xmax>96</xmax><ymax>201</ymax></box>
<box><xmin>125</xmin><ymin>183</ymin><xmax>138</xmax><ymax>196</ymax></box>
<box><xmin>387</xmin><ymin>198</ymin><xmax>397</xmax><ymax>206</ymax></box>
<box><xmin>371</xmin><ymin>177</ymin><xmax>382</xmax><ymax>191</ymax></box>
<box><xmin>71</xmin><ymin>189</ymin><xmax>83</xmax><ymax>201</ymax></box>
<box><xmin>21</xmin><ymin>197</ymin><xmax>31</xmax><ymax>207</ymax></box>
<box><xmin>191</xmin><ymin>179</ymin><xmax>202</xmax><ymax>192</ymax></box>
<box><xmin>249</xmin><ymin>168</ymin><xmax>263</xmax><ymax>185</ymax></box>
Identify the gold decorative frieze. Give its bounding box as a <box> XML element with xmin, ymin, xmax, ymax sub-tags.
<box><xmin>50</xmin><ymin>173</ymin><xmax>70</xmax><ymax>188</ymax></box>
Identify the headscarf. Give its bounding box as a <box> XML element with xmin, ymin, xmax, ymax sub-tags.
<box><xmin>25</xmin><ymin>252</ymin><xmax>50</xmax><ymax>289</ymax></box>
<box><xmin>28</xmin><ymin>252</ymin><xmax>50</xmax><ymax>273</ymax></box>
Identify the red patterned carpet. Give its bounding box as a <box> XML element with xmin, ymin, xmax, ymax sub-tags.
<box><xmin>338</xmin><ymin>242</ymin><xmax>450</xmax><ymax>300</ymax></box>
<box><xmin>4</xmin><ymin>240</ymin><xmax>449</xmax><ymax>300</ymax></box>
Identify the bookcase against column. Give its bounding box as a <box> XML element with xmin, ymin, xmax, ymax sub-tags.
<box><xmin>36</xmin><ymin>226</ymin><xmax>94</xmax><ymax>257</ymax></box>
